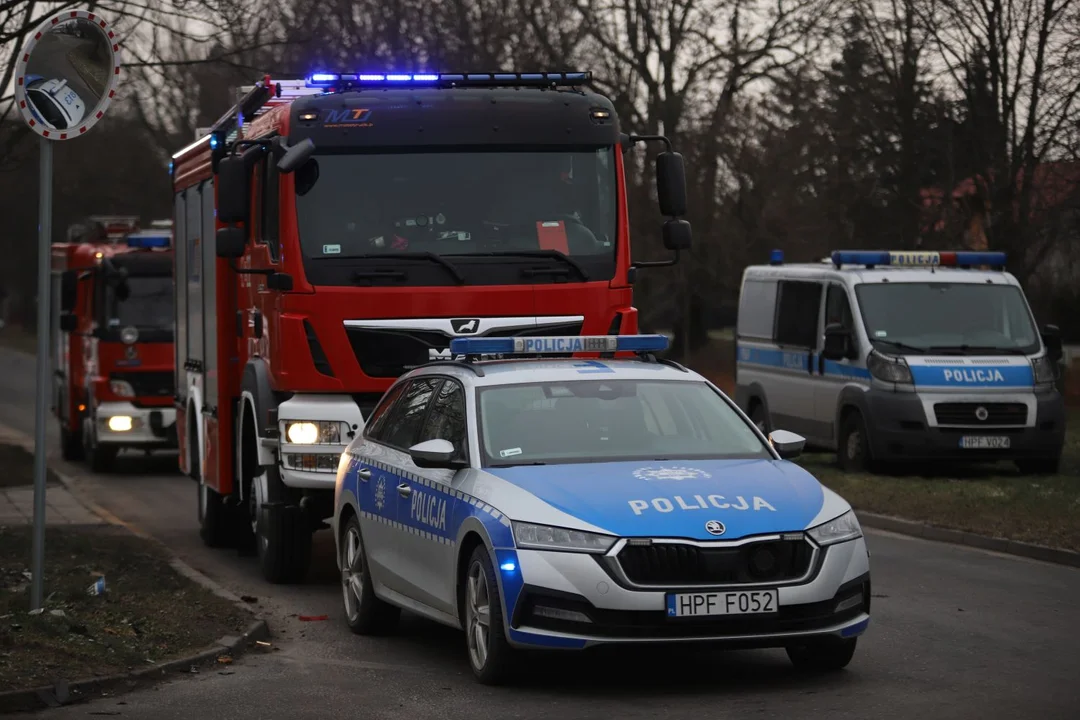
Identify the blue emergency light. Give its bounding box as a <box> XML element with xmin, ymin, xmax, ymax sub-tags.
<box><xmin>305</xmin><ymin>71</ymin><xmax>591</xmax><ymax>89</ymax></box>
<box><xmin>830</xmin><ymin>250</ymin><xmax>1007</xmax><ymax>269</ymax></box>
<box><xmin>126</xmin><ymin>232</ymin><xmax>170</xmax><ymax>249</ymax></box>
<box><xmin>448</xmin><ymin>334</ymin><xmax>669</xmax><ymax>357</ymax></box>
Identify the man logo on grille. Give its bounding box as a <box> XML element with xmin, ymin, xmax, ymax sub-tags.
<box><xmin>705</xmin><ymin>520</ymin><xmax>726</xmax><ymax>536</ymax></box>
<box><xmin>451</xmin><ymin>318</ymin><xmax>479</xmax><ymax>334</ymax></box>
<box><xmin>975</xmin><ymin>406</ymin><xmax>989</xmax><ymax>421</ymax></box>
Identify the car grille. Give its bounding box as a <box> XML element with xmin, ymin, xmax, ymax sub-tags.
<box><xmin>345</xmin><ymin>320</ymin><xmax>584</xmax><ymax>378</ymax></box>
<box><xmin>615</xmin><ymin>539</ymin><xmax>814</xmax><ymax>587</ymax></box>
<box><xmin>110</xmin><ymin>371</ymin><xmax>174</xmax><ymax>398</ymax></box>
<box><xmin>934</xmin><ymin>402</ymin><xmax>1027</xmax><ymax>426</ymax></box>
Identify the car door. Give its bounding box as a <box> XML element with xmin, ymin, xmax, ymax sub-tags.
<box><xmin>375</xmin><ymin>377</ymin><xmax>442</xmax><ymax>598</ymax></box>
<box><xmin>395</xmin><ymin>377</ymin><xmax>470</xmax><ymax>616</ymax></box>
<box><xmin>813</xmin><ymin>283</ymin><xmax>858</xmax><ymax>447</ymax></box>
<box><xmin>767</xmin><ymin>280</ymin><xmax>824</xmax><ymax>436</ymax></box>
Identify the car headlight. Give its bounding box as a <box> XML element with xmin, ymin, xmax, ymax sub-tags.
<box><xmin>281</xmin><ymin>420</ymin><xmax>345</xmax><ymax>445</ymax></box>
<box><xmin>867</xmin><ymin>350</ymin><xmax>913</xmax><ymax>385</ymax></box>
<box><xmin>109</xmin><ymin>380</ymin><xmax>135</xmax><ymax>398</ymax></box>
<box><xmin>1031</xmin><ymin>355</ymin><xmax>1056</xmax><ymax>387</ymax></box>
<box><xmin>512</xmin><ymin>521</ymin><xmax>616</xmax><ymax>554</ymax></box>
<box><xmin>807</xmin><ymin>510</ymin><xmax>863</xmax><ymax>546</ymax></box>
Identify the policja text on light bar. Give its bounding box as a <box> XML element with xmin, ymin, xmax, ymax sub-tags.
<box><xmin>829</xmin><ymin>250</ymin><xmax>1007</xmax><ymax>268</ymax></box>
<box><xmin>449</xmin><ymin>335</ymin><xmax>669</xmax><ymax>356</ymax></box>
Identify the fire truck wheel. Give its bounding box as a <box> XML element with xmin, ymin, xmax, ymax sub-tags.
<box><xmin>60</xmin><ymin>425</ymin><xmax>84</xmax><ymax>462</ymax></box>
<box><xmin>254</xmin><ymin>495</ymin><xmax>313</xmax><ymax>585</ymax></box>
<box><xmin>83</xmin><ymin>419</ymin><xmax>117</xmax><ymax>472</ymax></box>
<box><xmin>198</xmin><ymin>482</ymin><xmax>235</xmax><ymax>548</ymax></box>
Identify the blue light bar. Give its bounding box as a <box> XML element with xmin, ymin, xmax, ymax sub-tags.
<box><xmin>304</xmin><ymin>71</ymin><xmax>592</xmax><ymax>89</ymax></box>
<box><xmin>830</xmin><ymin>250</ymin><xmax>1007</xmax><ymax>269</ymax></box>
<box><xmin>126</xmin><ymin>232</ymin><xmax>170</xmax><ymax>249</ymax></box>
<box><xmin>448</xmin><ymin>334</ymin><xmax>669</xmax><ymax>357</ymax></box>
<box><xmin>769</xmin><ymin>249</ymin><xmax>784</xmax><ymax>265</ymax></box>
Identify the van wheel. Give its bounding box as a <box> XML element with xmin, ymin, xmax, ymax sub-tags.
<box><xmin>462</xmin><ymin>545</ymin><xmax>519</xmax><ymax>685</ymax></box>
<box><xmin>838</xmin><ymin>411</ymin><xmax>875</xmax><ymax>472</ymax></box>
<box><xmin>750</xmin><ymin>403</ymin><xmax>770</xmax><ymax>435</ymax></box>
<box><xmin>1015</xmin><ymin>456</ymin><xmax>1061</xmax><ymax>475</ymax></box>
<box><xmin>787</xmin><ymin>638</ymin><xmax>858</xmax><ymax>671</ymax></box>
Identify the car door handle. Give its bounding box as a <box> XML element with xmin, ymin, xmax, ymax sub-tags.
<box><xmin>397</xmin><ymin>483</ymin><xmax>412</xmax><ymax>498</ymax></box>
<box><xmin>357</xmin><ymin>468</ymin><xmax>371</xmax><ymax>482</ymax></box>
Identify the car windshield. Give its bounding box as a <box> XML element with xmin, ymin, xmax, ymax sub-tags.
<box><xmin>27</xmin><ymin>88</ymin><xmax>68</xmax><ymax>129</ymax></box>
<box><xmin>477</xmin><ymin>379</ymin><xmax>771</xmax><ymax>467</ymax></box>
<box><xmin>855</xmin><ymin>282</ymin><xmax>1040</xmax><ymax>355</ymax></box>
<box><xmin>106</xmin><ymin>276</ymin><xmax>173</xmax><ymax>329</ymax></box>
<box><xmin>293</xmin><ymin>148</ymin><xmax>617</xmax><ymax>283</ymax></box>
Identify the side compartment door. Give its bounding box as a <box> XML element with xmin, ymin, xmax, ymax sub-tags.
<box><xmin>768</xmin><ymin>280</ymin><xmax>824</xmax><ymax>438</ymax></box>
<box><xmin>399</xmin><ymin>378</ymin><xmax>468</xmax><ymax>616</ymax></box>
<box><xmin>814</xmin><ymin>284</ymin><xmax>861</xmax><ymax>448</ymax></box>
<box><xmin>174</xmin><ymin>191</ymin><xmax>187</xmax><ymax>409</ymax></box>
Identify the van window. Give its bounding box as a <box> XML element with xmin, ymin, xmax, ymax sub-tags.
<box><xmin>737</xmin><ymin>278</ymin><xmax>777</xmax><ymax>340</ymax></box>
<box><xmin>775</xmin><ymin>281</ymin><xmax>822</xmax><ymax>348</ymax></box>
<box><xmin>825</xmin><ymin>285</ymin><xmax>854</xmax><ymax>330</ymax></box>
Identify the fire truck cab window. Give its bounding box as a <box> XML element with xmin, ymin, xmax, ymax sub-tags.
<box><xmin>293</xmin><ymin>148</ymin><xmax>617</xmax><ymax>262</ymax></box>
<box><xmin>105</xmin><ymin>276</ymin><xmax>174</xmax><ymax>329</ymax></box>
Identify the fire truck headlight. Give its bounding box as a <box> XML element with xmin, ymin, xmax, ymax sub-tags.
<box><xmin>283</xmin><ymin>420</ymin><xmax>343</xmax><ymax>445</ymax></box>
<box><xmin>109</xmin><ymin>380</ymin><xmax>135</xmax><ymax>397</ymax></box>
<box><xmin>108</xmin><ymin>416</ymin><xmax>133</xmax><ymax>432</ymax></box>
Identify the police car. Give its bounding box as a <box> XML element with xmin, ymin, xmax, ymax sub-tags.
<box><xmin>736</xmin><ymin>250</ymin><xmax>1067</xmax><ymax>473</ymax></box>
<box><xmin>333</xmin><ymin>335</ymin><xmax>871</xmax><ymax>684</ymax></box>
<box><xmin>24</xmin><ymin>76</ymin><xmax>86</xmax><ymax>130</ymax></box>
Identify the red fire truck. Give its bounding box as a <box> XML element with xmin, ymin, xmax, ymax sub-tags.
<box><xmin>51</xmin><ymin>226</ymin><xmax>178</xmax><ymax>471</ymax></box>
<box><xmin>170</xmin><ymin>71</ymin><xmax>691</xmax><ymax>583</ymax></box>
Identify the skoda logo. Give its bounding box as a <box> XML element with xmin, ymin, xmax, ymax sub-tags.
<box><xmin>450</xmin><ymin>318</ymin><xmax>480</xmax><ymax>335</ymax></box>
<box><xmin>975</xmin><ymin>406</ymin><xmax>989</xmax><ymax>421</ymax></box>
<box><xmin>705</xmin><ymin>520</ymin><xmax>726</xmax><ymax>536</ymax></box>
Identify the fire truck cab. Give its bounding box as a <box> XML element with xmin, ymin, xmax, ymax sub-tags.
<box><xmin>170</xmin><ymin>71</ymin><xmax>691</xmax><ymax>583</ymax></box>
<box><xmin>51</xmin><ymin>227</ymin><xmax>178</xmax><ymax>472</ymax></box>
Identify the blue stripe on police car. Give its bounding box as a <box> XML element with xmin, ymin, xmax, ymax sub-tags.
<box><xmin>485</xmin><ymin>459</ymin><xmax>826</xmax><ymax>540</ymax></box>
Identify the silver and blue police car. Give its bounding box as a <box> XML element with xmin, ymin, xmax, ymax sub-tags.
<box><xmin>333</xmin><ymin>335</ymin><xmax>871</xmax><ymax>684</ymax></box>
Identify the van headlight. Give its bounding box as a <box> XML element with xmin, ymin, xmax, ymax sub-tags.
<box><xmin>1031</xmin><ymin>355</ymin><xmax>1056</xmax><ymax>389</ymax></box>
<box><xmin>512</xmin><ymin>522</ymin><xmax>616</xmax><ymax>554</ymax></box>
<box><xmin>867</xmin><ymin>350</ymin><xmax>913</xmax><ymax>385</ymax></box>
<box><xmin>807</xmin><ymin>510</ymin><xmax>863</xmax><ymax>546</ymax></box>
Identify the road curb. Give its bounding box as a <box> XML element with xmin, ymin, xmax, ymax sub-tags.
<box><xmin>0</xmin><ymin>422</ymin><xmax>274</xmax><ymax>712</ymax></box>
<box><xmin>0</xmin><ymin>619</ymin><xmax>270</xmax><ymax>713</ymax></box>
<box><xmin>858</xmin><ymin>511</ymin><xmax>1080</xmax><ymax>568</ymax></box>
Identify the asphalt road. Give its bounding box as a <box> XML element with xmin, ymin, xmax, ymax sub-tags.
<box><xmin>2</xmin><ymin>345</ymin><xmax>1078</xmax><ymax>719</ymax></box>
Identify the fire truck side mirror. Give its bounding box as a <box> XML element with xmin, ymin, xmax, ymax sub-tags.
<box><xmin>277</xmin><ymin>139</ymin><xmax>316</xmax><ymax>174</ymax></box>
<box><xmin>59</xmin><ymin>270</ymin><xmax>78</xmax><ymax>312</ymax></box>
<box><xmin>662</xmin><ymin>219</ymin><xmax>692</xmax><ymax>252</ymax></box>
<box><xmin>217</xmin><ymin>155</ymin><xmax>250</xmax><ymax>225</ymax></box>
<box><xmin>655</xmin><ymin>152</ymin><xmax>687</xmax><ymax>218</ymax></box>
<box><xmin>59</xmin><ymin>313</ymin><xmax>77</xmax><ymax>333</ymax></box>
<box><xmin>216</xmin><ymin>227</ymin><xmax>246</xmax><ymax>259</ymax></box>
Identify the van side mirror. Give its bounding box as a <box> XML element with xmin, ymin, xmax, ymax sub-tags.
<box><xmin>216</xmin><ymin>155</ymin><xmax>250</xmax><ymax>224</ymax></box>
<box><xmin>655</xmin><ymin>151</ymin><xmax>687</xmax><ymax>217</ymax></box>
<box><xmin>59</xmin><ymin>313</ymin><xmax>77</xmax><ymax>333</ymax></box>
<box><xmin>409</xmin><ymin>439</ymin><xmax>467</xmax><ymax>470</ymax></box>
<box><xmin>1041</xmin><ymin>324</ymin><xmax>1063</xmax><ymax>364</ymax></box>
<box><xmin>59</xmin><ymin>270</ymin><xmax>78</xmax><ymax>312</ymax></box>
<box><xmin>216</xmin><ymin>226</ymin><xmax>246</xmax><ymax>259</ymax></box>
<box><xmin>822</xmin><ymin>323</ymin><xmax>853</xmax><ymax>361</ymax></box>
<box><xmin>277</xmin><ymin>138</ymin><xmax>316</xmax><ymax>174</ymax></box>
<box><xmin>662</xmin><ymin>219</ymin><xmax>692</xmax><ymax>251</ymax></box>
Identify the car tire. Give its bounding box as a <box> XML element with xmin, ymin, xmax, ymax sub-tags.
<box><xmin>838</xmin><ymin>411</ymin><xmax>875</xmax><ymax>473</ymax></box>
<box><xmin>462</xmin><ymin>545</ymin><xmax>519</xmax><ymax>685</ymax></box>
<box><xmin>1015</xmin><ymin>456</ymin><xmax>1061</xmax><ymax>475</ymax></box>
<box><xmin>750</xmin><ymin>402</ymin><xmax>771</xmax><ymax>435</ymax></box>
<box><xmin>340</xmin><ymin>514</ymin><xmax>400</xmax><ymax>634</ymax></box>
<box><xmin>786</xmin><ymin>637</ymin><xmax>858</xmax><ymax>671</ymax></box>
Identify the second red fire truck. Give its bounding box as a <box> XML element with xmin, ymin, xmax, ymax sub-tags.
<box><xmin>170</xmin><ymin>70</ymin><xmax>692</xmax><ymax>583</ymax></box>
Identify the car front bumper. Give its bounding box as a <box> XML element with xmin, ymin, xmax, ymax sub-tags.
<box><xmin>95</xmin><ymin>402</ymin><xmax>177</xmax><ymax>448</ymax></box>
<box><xmin>503</xmin><ymin>536</ymin><xmax>871</xmax><ymax>650</ymax></box>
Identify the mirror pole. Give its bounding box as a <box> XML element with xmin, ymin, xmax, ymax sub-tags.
<box><xmin>30</xmin><ymin>137</ymin><xmax>52</xmax><ymax>612</ymax></box>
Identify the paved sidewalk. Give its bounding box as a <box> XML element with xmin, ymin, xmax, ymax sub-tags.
<box><xmin>0</xmin><ymin>485</ymin><xmax>103</xmax><ymax>526</ymax></box>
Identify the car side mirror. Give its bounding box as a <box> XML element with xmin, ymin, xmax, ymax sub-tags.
<box><xmin>822</xmin><ymin>323</ymin><xmax>852</xmax><ymax>361</ymax></box>
<box><xmin>768</xmin><ymin>429</ymin><xmax>805</xmax><ymax>460</ymax></box>
<box><xmin>59</xmin><ymin>313</ymin><xmax>77</xmax><ymax>333</ymax></box>
<box><xmin>662</xmin><ymin>219</ymin><xmax>692</xmax><ymax>251</ymax></box>
<box><xmin>655</xmin><ymin>151</ymin><xmax>687</xmax><ymax>217</ymax></box>
<box><xmin>1041</xmin><ymin>324</ymin><xmax>1063</xmax><ymax>364</ymax></box>
<box><xmin>216</xmin><ymin>226</ymin><xmax>246</xmax><ymax>259</ymax></box>
<box><xmin>409</xmin><ymin>439</ymin><xmax>467</xmax><ymax>470</ymax></box>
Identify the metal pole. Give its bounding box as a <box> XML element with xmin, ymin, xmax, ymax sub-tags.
<box><xmin>30</xmin><ymin>137</ymin><xmax>53</xmax><ymax>612</ymax></box>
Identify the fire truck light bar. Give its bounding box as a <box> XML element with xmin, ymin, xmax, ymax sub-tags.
<box><xmin>830</xmin><ymin>250</ymin><xmax>1007</xmax><ymax>269</ymax></box>
<box><xmin>305</xmin><ymin>71</ymin><xmax>591</xmax><ymax>89</ymax></box>
<box><xmin>448</xmin><ymin>335</ymin><xmax>668</xmax><ymax>356</ymax></box>
<box><xmin>126</xmin><ymin>232</ymin><xmax>170</xmax><ymax>249</ymax></box>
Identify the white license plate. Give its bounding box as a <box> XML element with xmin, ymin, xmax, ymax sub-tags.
<box><xmin>666</xmin><ymin>589</ymin><xmax>779</xmax><ymax>618</ymax></box>
<box><xmin>959</xmin><ymin>436</ymin><xmax>1011</xmax><ymax>449</ymax></box>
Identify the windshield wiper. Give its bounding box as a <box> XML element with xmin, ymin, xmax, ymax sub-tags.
<box><xmin>490</xmin><ymin>461</ymin><xmax>547</xmax><ymax>467</ymax></box>
<box><xmin>873</xmin><ymin>338</ymin><xmax>929</xmax><ymax>353</ymax></box>
<box><xmin>926</xmin><ymin>344</ymin><xmax>1028</xmax><ymax>355</ymax></box>
<box><xmin>455</xmin><ymin>250</ymin><xmax>589</xmax><ymax>281</ymax></box>
<box><xmin>337</xmin><ymin>252</ymin><xmax>466</xmax><ymax>285</ymax></box>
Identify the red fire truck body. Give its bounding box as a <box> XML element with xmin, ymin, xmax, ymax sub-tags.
<box><xmin>51</xmin><ymin>228</ymin><xmax>178</xmax><ymax>472</ymax></box>
<box><xmin>170</xmin><ymin>72</ymin><xmax>691</xmax><ymax>583</ymax></box>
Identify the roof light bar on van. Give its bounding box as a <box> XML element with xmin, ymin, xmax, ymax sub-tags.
<box><xmin>830</xmin><ymin>250</ymin><xmax>1007</xmax><ymax>269</ymax></box>
<box><xmin>304</xmin><ymin>71</ymin><xmax>591</xmax><ymax>89</ymax></box>
<box><xmin>126</xmin><ymin>232</ymin><xmax>170</xmax><ymax>249</ymax></box>
<box><xmin>449</xmin><ymin>334</ymin><xmax>669</xmax><ymax>356</ymax></box>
